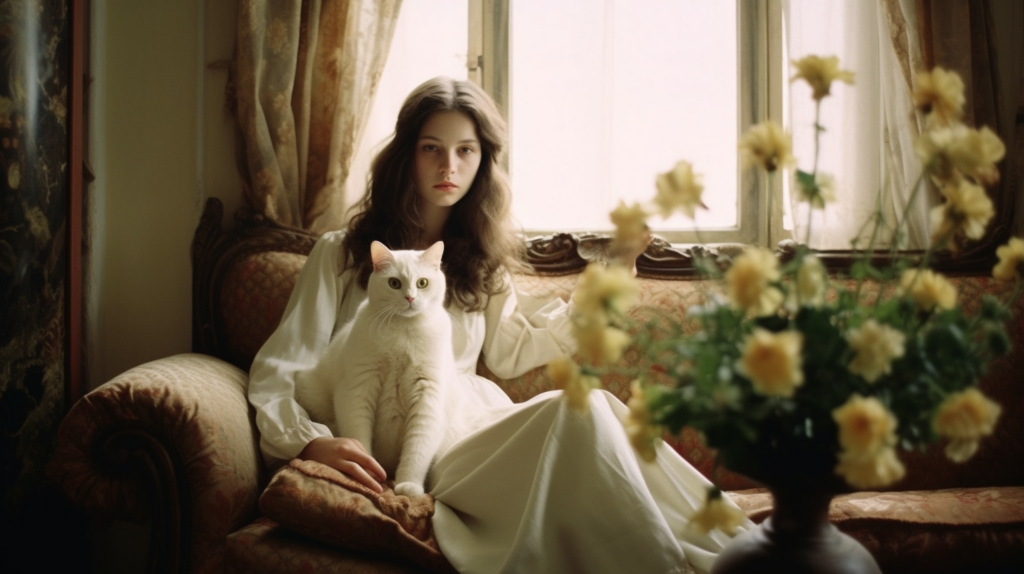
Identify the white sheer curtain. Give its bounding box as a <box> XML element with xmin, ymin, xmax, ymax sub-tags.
<box><xmin>342</xmin><ymin>0</ymin><xmax>469</xmax><ymax>224</ymax></box>
<box><xmin>509</xmin><ymin>1</ymin><xmax>738</xmax><ymax>234</ymax></box>
<box><xmin>784</xmin><ymin>0</ymin><xmax>932</xmax><ymax>250</ymax></box>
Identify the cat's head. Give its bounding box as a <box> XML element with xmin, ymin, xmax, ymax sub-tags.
<box><xmin>367</xmin><ymin>241</ymin><xmax>446</xmax><ymax>316</ymax></box>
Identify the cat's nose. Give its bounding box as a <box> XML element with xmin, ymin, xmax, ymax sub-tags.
<box><xmin>406</xmin><ymin>296</ymin><xmax>415</xmax><ymax>303</ymax></box>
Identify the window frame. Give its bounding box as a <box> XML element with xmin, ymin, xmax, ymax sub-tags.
<box><xmin>468</xmin><ymin>0</ymin><xmax>790</xmax><ymax>254</ymax></box>
<box><xmin>466</xmin><ymin>1</ymin><xmax>1015</xmax><ymax>278</ymax></box>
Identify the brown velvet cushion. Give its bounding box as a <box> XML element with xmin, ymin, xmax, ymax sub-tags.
<box><xmin>226</xmin><ymin>517</ymin><xmax>425</xmax><ymax>574</ymax></box>
<box><xmin>258</xmin><ymin>459</ymin><xmax>456</xmax><ymax>574</ymax></box>
<box><xmin>727</xmin><ymin>486</ymin><xmax>1024</xmax><ymax>573</ymax></box>
<box><xmin>220</xmin><ymin>250</ymin><xmax>307</xmax><ymax>369</ymax></box>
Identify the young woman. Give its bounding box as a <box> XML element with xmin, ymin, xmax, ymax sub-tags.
<box><xmin>248</xmin><ymin>77</ymin><xmax>748</xmax><ymax>574</ymax></box>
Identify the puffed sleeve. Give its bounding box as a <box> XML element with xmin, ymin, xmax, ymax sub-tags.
<box><xmin>248</xmin><ymin>230</ymin><xmax>348</xmax><ymax>469</ymax></box>
<box><xmin>480</xmin><ymin>273</ymin><xmax>579</xmax><ymax>380</ymax></box>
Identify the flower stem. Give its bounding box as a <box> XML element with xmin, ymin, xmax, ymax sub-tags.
<box><xmin>889</xmin><ymin>161</ymin><xmax>932</xmax><ymax>260</ymax></box>
<box><xmin>805</xmin><ymin>101</ymin><xmax>823</xmax><ymax>247</ymax></box>
<box><xmin>853</xmin><ymin>192</ymin><xmax>886</xmax><ymax>303</ymax></box>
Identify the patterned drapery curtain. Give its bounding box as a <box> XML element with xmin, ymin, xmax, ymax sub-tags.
<box><xmin>231</xmin><ymin>0</ymin><xmax>403</xmax><ymax>232</ymax></box>
<box><xmin>878</xmin><ymin>0</ymin><xmax>932</xmax><ymax>249</ymax></box>
<box><xmin>915</xmin><ymin>0</ymin><xmax>1023</xmax><ymax>264</ymax></box>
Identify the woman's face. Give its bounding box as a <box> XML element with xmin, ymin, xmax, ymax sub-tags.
<box><xmin>414</xmin><ymin>110</ymin><xmax>482</xmax><ymax>211</ymax></box>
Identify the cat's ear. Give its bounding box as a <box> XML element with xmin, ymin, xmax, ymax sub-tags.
<box><xmin>422</xmin><ymin>241</ymin><xmax>444</xmax><ymax>268</ymax></box>
<box><xmin>370</xmin><ymin>241</ymin><xmax>395</xmax><ymax>272</ymax></box>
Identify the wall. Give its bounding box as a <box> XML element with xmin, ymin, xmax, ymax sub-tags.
<box><xmin>85</xmin><ymin>1</ymin><xmax>238</xmax><ymax>571</ymax></box>
<box><xmin>87</xmin><ymin>0</ymin><xmax>239</xmax><ymax>390</ymax></box>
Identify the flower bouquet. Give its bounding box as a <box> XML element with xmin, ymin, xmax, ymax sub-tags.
<box><xmin>549</xmin><ymin>55</ymin><xmax>1020</xmax><ymax>546</ymax></box>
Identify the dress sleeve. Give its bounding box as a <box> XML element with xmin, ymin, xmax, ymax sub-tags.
<box><xmin>480</xmin><ymin>273</ymin><xmax>579</xmax><ymax>380</ymax></box>
<box><xmin>247</xmin><ymin>230</ymin><xmax>347</xmax><ymax>469</ymax></box>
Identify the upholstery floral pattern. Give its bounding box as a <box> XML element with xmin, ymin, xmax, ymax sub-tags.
<box><xmin>728</xmin><ymin>486</ymin><xmax>1024</xmax><ymax>572</ymax></box>
<box><xmin>47</xmin><ymin>353</ymin><xmax>263</xmax><ymax>574</ymax></box>
<box><xmin>258</xmin><ymin>459</ymin><xmax>456</xmax><ymax>574</ymax></box>
<box><xmin>49</xmin><ymin>243</ymin><xmax>1024</xmax><ymax>574</ymax></box>
<box><xmin>220</xmin><ymin>250</ymin><xmax>308</xmax><ymax>369</ymax></box>
<box><xmin>501</xmin><ymin>273</ymin><xmax>1024</xmax><ymax>492</ymax></box>
<box><xmin>226</xmin><ymin>516</ymin><xmax>423</xmax><ymax>574</ymax></box>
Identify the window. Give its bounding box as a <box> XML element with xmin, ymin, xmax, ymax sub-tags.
<box><xmin>784</xmin><ymin>0</ymin><xmax>889</xmax><ymax>251</ymax></box>
<box><xmin>362</xmin><ymin>1</ymin><xmax>884</xmax><ymax>250</ymax></box>
<box><xmin>348</xmin><ymin>0</ymin><xmax>470</xmax><ymax>209</ymax></box>
<box><xmin>508</xmin><ymin>1</ymin><xmax>739</xmax><ymax>238</ymax></box>
<box><xmin>474</xmin><ymin>0</ymin><xmax>777</xmax><ymax>245</ymax></box>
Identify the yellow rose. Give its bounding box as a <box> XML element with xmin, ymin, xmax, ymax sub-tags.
<box><xmin>944</xmin><ymin>438</ymin><xmax>980</xmax><ymax>464</ymax></box>
<box><xmin>687</xmin><ymin>490</ymin><xmax>747</xmax><ymax>535</ymax></box>
<box><xmin>654</xmin><ymin>160</ymin><xmax>705</xmax><ymax>219</ymax></box>
<box><xmin>834</xmin><ymin>447</ymin><xmax>906</xmax><ymax>490</ymax></box>
<box><xmin>547</xmin><ymin>355</ymin><xmax>580</xmax><ymax>388</ymax></box>
<box><xmin>913</xmin><ymin>67</ymin><xmax>965</xmax><ymax>127</ymax></box>
<box><xmin>793</xmin><ymin>254</ymin><xmax>827</xmax><ymax>308</ymax></box>
<box><xmin>790</xmin><ymin>54</ymin><xmax>855</xmax><ymax>100</ymax></box>
<box><xmin>993</xmin><ymin>237</ymin><xmax>1024</xmax><ymax>282</ymax></box>
<box><xmin>832</xmin><ymin>394</ymin><xmax>898</xmax><ymax>456</ymax></box>
<box><xmin>548</xmin><ymin>355</ymin><xmax>597</xmax><ymax>412</ymax></box>
<box><xmin>929</xmin><ymin>179</ymin><xmax>994</xmax><ymax>246</ymax></box>
<box><xmin>738</xmin><ymin>120</ymin><xmax>795</xmax><ymax>173</ymax></box>
<box><xmin>738</xmin><ymin>328</ymin><xmax>804</xmax><ymax>398</ymax></box>
<box><xmin>609</xmin><ymin>200</ymin><xmax>650</xmax><ymax>246</ymax></box>
<box><xmin>915</xmin><ymin>124</ymin><xmax>1006</xmax><ymax>186</ymax></box>
<box><xmin>563</xmin><ymin>373</ymin><xmax>601</xmax><ymax>412</ymax></box>
<box><xmin>846</xmin><ymin>320</ymin><xmax>906</xmax><ymax>383</ymax></box>
<box><xmin>899</xmin><ymin>269</ymin><xmax>957</xmax><ymax>312</ymax></box>
<box><xmin>572</xmin><ymin>321</ymin><xmax>631</xmax><ymax>366</ymax></box>
<box><xmin>933</xmin><ymin>388</ymin><xmax>1001</xmax><ymax>446</ymax></box>
<box><xmin>624</xmin><ymin>380</ymin><xmax>661</xmax><ymax>462</ymax></box>
<box><xmin>726</xmin><ymin>247</ymin><xmax>784</xmax><ymax>315</ymax></box>
<box><xmin>572</xmin><ymin>263</ymin><xmax>640</xmax><ymax>318</ymax></box>
<box><xmin>833</xmin><ymin>394</ymin><xmax>906</xmax><ymax>489</ymax></box>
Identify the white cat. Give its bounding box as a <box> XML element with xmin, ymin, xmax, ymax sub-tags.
<box><xmin>296</xmin><ymin>240</ymin><xmax>461</xmax><ymax>497</ymax></box>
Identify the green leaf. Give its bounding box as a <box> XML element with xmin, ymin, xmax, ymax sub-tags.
<box><xmin>980</xmin><ymin>294</ymin><xmax>1013</xmax><ymax>323</ymax></box>
<box><xmin>984</xmin><ymin>324</ymin><xmax>1012</xmax><ymax>356</ymax></box>
<box><xmin>850</xmin><ymin>260</ymin><xmax>884</xmax><ymax>281</ymax></box>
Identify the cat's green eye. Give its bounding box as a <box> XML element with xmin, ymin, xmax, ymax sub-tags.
<box><xmin>388</xmin><ymin>278</ymin><xmax>402</xmax><ymax>289</ymax></box>
<box><xmin>416</xmin><ymin>278</ymin><xmax>429</xmax><ymax>288</ymax></box>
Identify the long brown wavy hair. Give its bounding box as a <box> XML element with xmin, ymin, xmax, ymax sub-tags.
<box><xmin>341</xmin><ymin>77</ymin><xmax>526</xmax><ymax>311</ymax></box>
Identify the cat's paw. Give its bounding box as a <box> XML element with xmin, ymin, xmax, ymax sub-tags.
<box><xmin>394</xmin><ymin>482</ymin><xmax>425</xmax><ymax>497</ymax></box>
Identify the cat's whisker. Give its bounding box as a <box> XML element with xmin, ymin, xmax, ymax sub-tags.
<box><xmin>385</xmin><ymin>306</ymin><xmax>399</xmax><ymax>333</ymax></box>
<box><xmin>372</xmin><ymin>306</ymin><xmax>392</xmax><ymax>336</ymax></box>
<box><xmin>369</xmin><ymin>307</ymin><xmax>391</xmax><ymax>334</ymax></box>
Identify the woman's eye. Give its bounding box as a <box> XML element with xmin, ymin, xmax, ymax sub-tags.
<box><xmin>460</xmin><ymin>147</ymin><xmax>474</xmax><ymax>154</ymax></box>
<box><xmin>417</xmin><ymin>278</ymin><xmax>429</xmax><ymax>288</ymax></box>
<box><xmin>388</xmin><ymin>278</ymin><xmax>402</xmax><ymax>289</ymax></box>
<box><xmin>422</xmin><ymin>144</ymin><xmax>437</xmax><ymax>152</ymax></box>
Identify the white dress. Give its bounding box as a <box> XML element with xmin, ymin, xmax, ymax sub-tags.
<box><xmin>248</xmin><ymin>231</ymin><xmax>750</xmax><ymax>574</ymax></box>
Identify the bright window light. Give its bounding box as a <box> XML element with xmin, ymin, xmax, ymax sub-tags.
<box><xmin>509</xmin><ymin>0</ymin><xmax>738</xmax><ymax>234</ymax></box>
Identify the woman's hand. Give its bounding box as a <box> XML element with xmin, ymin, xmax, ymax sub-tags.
<box><xmin>299</xmin><ymin>437</ymin><xmax>388</xmax><ymax>493</ymax></box>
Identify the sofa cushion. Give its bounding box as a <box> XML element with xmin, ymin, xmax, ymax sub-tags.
<box><xmin>220</xmin><ymin>250</ymin><xmax>307</xmax><ymax>369</ymax></box>
<box><xmin>226</xmin><ymin>517</ymin><xmax>424</xmax><ymax>574</ymax></box>
<box><xmin>257</xmin><ymin>459</ymin><xmax>456</xmax><ymax>574</ymax></box>
<box><xmin>727</xmin><ymin>486</ymin><xmax>1024</xmax><ymax>573</ymax></box>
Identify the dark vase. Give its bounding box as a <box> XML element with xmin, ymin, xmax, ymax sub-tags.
<box><xmin>711</xmin><ymin>479</ymin><xmax>880</xmax><ymax>574</ymax></box>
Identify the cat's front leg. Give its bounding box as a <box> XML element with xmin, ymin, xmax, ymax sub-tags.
<box><xmin>333</xmin><ymin>381</ymin><xmax>378</xmax><ymax>457</ymax></box>
<box><xmin>393</xmin><ymin>379</ymin><xmax>446</xmax><ymax>497</ymax></box>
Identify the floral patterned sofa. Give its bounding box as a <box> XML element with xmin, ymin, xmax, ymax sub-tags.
<box><xmin>48</xmin><ymin>198</ymin><xmax>1024</xmax><ymax>573</ymax></box>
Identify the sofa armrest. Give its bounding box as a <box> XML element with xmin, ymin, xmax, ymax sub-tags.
<box><xmin>48</xmin><ymin>353</ymin><xmax>262</xmax><ymax>574</ymax></box>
